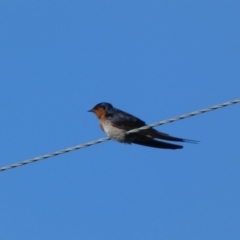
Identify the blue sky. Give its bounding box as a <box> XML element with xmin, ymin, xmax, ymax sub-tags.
<box><xmin>1</xmin><ymin>1</ymin><xmax>240</xmax><ymax>239</ymax></box>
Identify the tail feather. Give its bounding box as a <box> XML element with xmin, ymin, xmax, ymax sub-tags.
<box><xmin>132</xmin><ymin>139</ymin><xmax>183</xmax><ymax>150</ymax></box>
<box><xmin>143</xmin><ymin>129</ymin><xmax>199</xmax><ymax>144</ymax></box>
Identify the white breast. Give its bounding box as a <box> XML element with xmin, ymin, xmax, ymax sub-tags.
<box><xmin>102</xmin><ymin>120</ymin><xmax>127</xmax><ymax>142</ymax></box>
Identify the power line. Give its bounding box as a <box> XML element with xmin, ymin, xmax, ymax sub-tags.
<box><xmin>1</xmin><ymin>98</ymin><xmax>240</xmax><ymax>173</ymax></box>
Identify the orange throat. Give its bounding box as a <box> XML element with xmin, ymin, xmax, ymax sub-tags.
<box><xmin>93</xmin><ymin>107</ymin><xmax>106</xmax><ymax>119</ymax></box>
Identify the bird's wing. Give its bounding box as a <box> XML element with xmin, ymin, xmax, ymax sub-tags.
<box><xmin>105</xmin><ymin>109</ymin><xmax>146</xmax><ymax>130</ymax></box>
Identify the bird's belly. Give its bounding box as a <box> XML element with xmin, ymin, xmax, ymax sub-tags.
<box><xmin>102</xmin><ymin>121</ymin><xmax>128</xmax><ymax>142</ymax></box>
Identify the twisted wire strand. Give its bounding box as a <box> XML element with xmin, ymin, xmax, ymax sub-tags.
<box><xmin>126</xmin><ymin>98</ymin><xmax>240</xmax><ymax>134</ymax></box>
<box><xmin>1</xmin><ymin>98</ymin><xmax>239</xmax><ymax>172</ymax></box>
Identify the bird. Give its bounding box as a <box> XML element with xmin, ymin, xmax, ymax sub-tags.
<box><xmin>88</xmin><ymin>102</ymin><xmax>198</xmax><ymax>150</ymax></box>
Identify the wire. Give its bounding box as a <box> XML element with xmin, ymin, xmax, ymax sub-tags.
<box><xmin>1</xmin><ymin>98</ymin><xmax>240</xmax><ymax>172</ymax></box>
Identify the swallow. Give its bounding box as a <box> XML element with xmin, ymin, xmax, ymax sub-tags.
<box><xmin>88</xmin><ymin>102</ymin><xmax>198</xmax><ymax>150</ymax></box>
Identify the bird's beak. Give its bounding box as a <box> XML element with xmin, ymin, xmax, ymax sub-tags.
<box><xmin>88</xmin><ymin>109</ymin><xmax>93</xmax><ymax>112</ymax></box>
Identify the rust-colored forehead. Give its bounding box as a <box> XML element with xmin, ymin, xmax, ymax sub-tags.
<box><xmin>92</xmin><ymin>107</ymin><xmax>107</xmax><ymax>118</ymax></box>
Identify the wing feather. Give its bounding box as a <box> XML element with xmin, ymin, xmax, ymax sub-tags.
<box><xmin>105</xmin><ymin>109</ymin><xmax>146</xmax><ymax>130</ymax></box>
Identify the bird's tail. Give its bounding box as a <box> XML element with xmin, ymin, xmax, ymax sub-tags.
<box><xmin>132</xmin><ymin>139</ymin><xmax>183</xmax><ymax>150</ymax></box>
<box><xmin>143</xmin><ymin>129</ymin><xmax>199</xmax><ymax>143</ymax></box>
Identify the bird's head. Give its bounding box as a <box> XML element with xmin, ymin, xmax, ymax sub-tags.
<box><xmin>88</xmin><ymin>102</ymin><xmax>113</xmax><ymax>118</ymax></box>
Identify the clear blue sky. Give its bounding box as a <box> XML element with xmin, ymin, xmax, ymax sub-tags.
<box><xmin>1</xmin><ymin>1</ymin><xmax>240</xmax><ymax>239</ymax></box>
